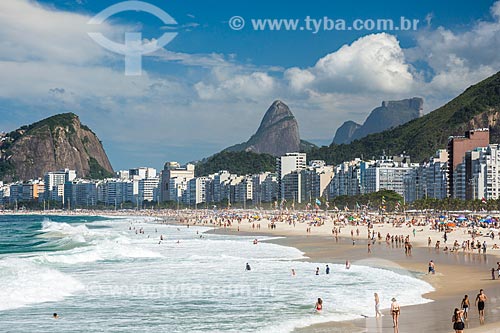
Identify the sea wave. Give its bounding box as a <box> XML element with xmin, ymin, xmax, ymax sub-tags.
<box><xmin>0</xmin><ymin>258</ymin><xmax>84</xmax><ymax>311</ymax></box>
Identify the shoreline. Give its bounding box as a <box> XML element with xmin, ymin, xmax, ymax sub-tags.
<box><xmin>5</xmin><ymin>210</ymin><xmax>500</xmax><ymax>332</ymax></box>
<box><xmin>205</xmin><ymin>225</ymin><xmax>500</xmax><ymax>332</ymax></box>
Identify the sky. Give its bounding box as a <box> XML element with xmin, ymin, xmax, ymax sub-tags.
<box><xmin>1</xmin><ymin>0</ymin><xmax>500</xmax><ymax>171</ymax></box>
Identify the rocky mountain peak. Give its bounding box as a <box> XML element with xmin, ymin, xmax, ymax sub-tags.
<box><xmin>224</xmin><ymin>100</ymin><xmax>312</xmax><ymax>156</ymax></box>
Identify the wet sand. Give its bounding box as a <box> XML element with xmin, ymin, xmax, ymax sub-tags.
<box><xmin>210</xmin><ymin>228</ymin><xmax>500</xmax><ymax>332</ymax></box>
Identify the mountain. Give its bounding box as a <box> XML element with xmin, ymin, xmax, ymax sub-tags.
<box><xmin>332</xmin><ymin>121</ymin><xmax>361</xmax><ymax>145</ymax></box>
<box><xmin>0</xmin><ymin>113</ymin><xmax>114</xmax><ymax>182</ymax></box>
<box><xmin>194</xmin><ymin>151</ymin><xmax>276</xmax><ymax>177</ymax></box>
<box><xmin>225</xmin><ymin>100</ymin><xmax>315</xmax><ymax>156</ymax></box>
<box><xmin>309</xmin><ymin>71</ymin><xmax>500</xmax><ymax>164</ymax></box>
<box><xmin>333</xmin><ymin>97</ymin><xmax>423</xmax><ymax>144</ymax></box>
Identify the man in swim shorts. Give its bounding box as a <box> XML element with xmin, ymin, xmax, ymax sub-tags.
<box><xmin>475</xmin><ymin>289</ymin><xmax>488</xmax><ymax>322</ymax></box>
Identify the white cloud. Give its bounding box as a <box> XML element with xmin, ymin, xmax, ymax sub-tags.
<box><xmin>194</xmin><ymin>69</ymin><xmax>277</xmax><ymax>101</ymax></box>
<box><xmin>286</xmin><ymin>33</ymin><xmax>415</xmax><ymax>94</ymax></box>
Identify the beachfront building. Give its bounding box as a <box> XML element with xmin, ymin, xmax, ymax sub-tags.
<box><xmin>183</xmin><ymin>176</ymin><xmax>207</xmax><ymax>207</ymax></box>
<box><xmin>234</xmin><ymin>176</ymin><xmax>253</xmax><ymax>204</ymax></box>
<box><xmin>0</xmin><ymin>182</ymin><xmax>9</xmax><ymax>206</ymax></box>
<box><xmin>277</xmin><ymin>153</ymin><xmax>306</xmax><ymax>201</ymax></box>
<box><xmin>65</xmin><ymin>179</ymin><xmax>99</xmax><ymax>207</ymax></box>
<box><xmin>425</xmin><ymin>150</ymin><xmax>449</xmax><ymax>200</ymax></box>
<box><xmin>363</xmin><ymin>155</ymin><xmax>413</xmax><ymax>198</ymax></box>
<box><xmin>455</xmin><ymin>144</ymin><xmax>500</xmax><ymax>200</ymax></box>
<box><xmin>139</xmin><ymin>177</ymin><xmax>160</xmax><ymax>202</ymax></box>
<box><xmin>159</xmin><ymin>162</ymin><xmax>195</xmax><ymax>202</ymax></box>
<box><xmin>330</xmin><ymin>159</ymin><xmax>363</xmax><ymax>197</ymax></box>
<box><xmin>129</xmin><ymin>167</ymin><xmax>157</xmax><ymax>180</ymax></box>
<box><xmin>44</xmin><ymin>169</ymin><xmax>76</xmax><ymax>202</ymax></box>
<box><xmin>101</xmin><ymin>179</ymin><xmax>137</xmax><ymax>206</ymax></box>
<box><xmin>9</xmin><ymin>182</ymin><xmax>23</xmax><ymax>204</ymax></box>
<box><xmin>22</xmin><ymin>180</ymin><xmax>44</xmax><ymax>202</ymax></box>
<box><xmin>447</xmin><ymin>128</ymin><xmax>489</xmax><ymax>197</ymax></box>
<box><xmin>252</xmin><ymin>173</ymin><xmax>278</xmax><ymax>205</ymax></box>
<box><xmin>281</xmin><ymin>171</ymin><xmax>302</xmax><ymax>203</ymax></box>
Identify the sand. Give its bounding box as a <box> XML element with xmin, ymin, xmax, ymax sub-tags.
<box><xmin>6</xmin><ymin>208</ymin><xmax>500</xmax><ymax>332</ymax></box>
<box><xmin>202</xmin><ymin>213</ymin><xmax>500</xmax><ymax>333</ymax></box>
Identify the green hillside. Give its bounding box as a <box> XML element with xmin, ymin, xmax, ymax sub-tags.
<box><xmin>308</xmin><ymin>71</ymin><xmax>500</xmax><ymax>164</ymax></box>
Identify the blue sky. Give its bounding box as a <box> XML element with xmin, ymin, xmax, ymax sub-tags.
<box><xmin>1</xmin><ymin>0</ymin><xmax>500</xmax><ymax>171</ymax></box>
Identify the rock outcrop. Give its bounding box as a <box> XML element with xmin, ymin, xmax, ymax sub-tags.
<box><xmin>225</xmin><ymin>100</ymin><xmax>311</xmax><ymax>156</ymax></box>
<box><xmin>0</xmin><ymin>113</ymin><xmax>114</xmax><ymax>182</ymax></box>
<box><xmin>333</xmin><ymin>97</ymin><xmax>423</xmax><ymax>144</ymax></box>
<box><xmin>332</xmin><ymin>121</ymin><xmax>361</xmax><ymax>145</ymax></box>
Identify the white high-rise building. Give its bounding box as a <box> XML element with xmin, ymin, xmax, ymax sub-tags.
<box><xmin>44</xmin><ymin>169</ymin><xmax>76</xmax><ymax>202</ymax></box>
<box><xmin>363</xmin><ymin>156</ymin><xmax>412</xmax><ymax>197</ymax></box>
<box><xmin>277</xmin><ymin>153</ymin><xmax>306</xmax><ymax>200</ymax></box>
<box><xmin>160</xmin><ymin>162</ymin><xmax>195</xmax><ymax>201</ymax></box>
<box><xmin>139</xmin><ymin>177</ymin><xmax>160</xmax><ymax>202</ymax></box>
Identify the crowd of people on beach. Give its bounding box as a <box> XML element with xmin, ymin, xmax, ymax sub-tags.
<box><xmin>84</xmin><ymin>207</ymin><xmax>500</xmax><ymax>331</ymax></box>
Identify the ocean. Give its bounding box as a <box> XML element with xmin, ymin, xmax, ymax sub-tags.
<box><xmin>0</xmin><ymin>215</ymin><xmax>433</xmax><ymax>332</ymax></box>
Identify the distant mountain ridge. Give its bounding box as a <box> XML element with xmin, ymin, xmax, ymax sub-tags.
<box><xmin>309</xmin><ymin>71</ymin><xmax>500</xmax><ymax>164</ymax></box>
<box><xmin>224</xmin><ymin>100</ymin><xmax>315</xmax><ymax>156</ymax></box>
<box><xmin>333</xmin><ymin>97</ymin><xmax>423</xmax><ymax>144</ymax></box>
<box><xmin>0</xmin><ymin>113</ymin><xmax>114</xmax><ymax>182</ymax></box>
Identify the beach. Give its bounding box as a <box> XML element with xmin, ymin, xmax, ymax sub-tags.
<box><xmin>3</xmin><ymin>208</ymin><xmax>500</xmax><ymax>332</ymax></box>
<box><xmin>188</xmin><ymin>210</ymin><xmax>500</xmax><ymax>332</ymax></box>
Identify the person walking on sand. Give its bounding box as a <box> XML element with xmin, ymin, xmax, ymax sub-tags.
<box><xmin>428</xmin><ymin>260</ymin><xmax>435</xmax><ymax>274</ymax></box>
<box><xmin>475</xmin><ymin>289</ymin><xmax>488</xmax><ymax>323</ymax></box>
<box><xmin>391</xmin><ymin>298</ymin><xmax>400</xmax><ymax>328</ymax></box>
<box><xmin>452</xmin><ymin>308</ymin><xmax>465</xmax><ymax>333</ymax></box>
<box><xmin>461</xmin><ymin>295</ymin><xmax>470</xmax><ymax>321</ymax></box>
<box><xmin>374</xmin><ymin>293</ymin><xmax>382</xmax><ymax>318</ymax></box>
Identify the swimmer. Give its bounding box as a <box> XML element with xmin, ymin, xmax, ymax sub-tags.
<box><xmin>315</xmin><ymin>298</ymin><xmax>323</xmax><ymax>312</ymax></box>
<box><xmin>53</xmin><ymin>313</ymin><xmax>59</xmax><ymax>319</ymax></box>
<box><xmin>246</xmin><ymin>263</ymin><xmax>251</xmax><ymax>271</ymax></box>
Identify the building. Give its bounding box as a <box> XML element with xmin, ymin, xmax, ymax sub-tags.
<box><xmin>458</xmin><ymin>144</ymin><xmax>500</xmax><ymax>200</ymax></box>
<box><xmin>330</xmin><ymin>159</ymin><xmax>363</xmax><ymax>197</ymax></box>
<box><xmin>129</xmin><ymin>167</ymin><xmax>157</xmax><ymax>180</ymax></box>
<box><xmin>447</xmin><ymin>129</ymin><xmax>489</xmax><ymax>197</ymax></box>
<box><xmin>22</xmin><ymin>180</ymin><xmax>44</xmax><ymax>202</ymax></box>
<box><xmin>184</xmin><ymin>177</ymin><xmax>207</xmax><ymax>206</ymax></box>
<box><xmin>252</xmin><ymin>172</ymin><xmax>278</xmax><ymax>204</ymax></box>
<box><xmin>277</xmin><ymin>153</ymin><xmax>306</xmax><ymax>201</ymax></box>
<box><xmin>159</xmin><ymin>162</ymin><xmax>195</xmax><ymax>202</ymax></box>
<box><xmin>138</xmin><ymin>177</ymin><xmax>160</xmax><ymax>202</ymax></box>
<box><xmin>44</xmin><ymin>169</ymin><xmax>76</xmax><ymax>202</ymax></box>
<box><xmin>65</xmin><ymin>180</ymin><xmax>99</xmax><ymax>207</ymax></box>
<box><xmin>234</xmin><ymin>176</ymin><xmax>253</xmax><ymax>204</ymax></box>
<box><xmin>363</xmin><ymin>155</ymin><xmax>413</xmax><ymax>197</ymax></box>
<box><xmin>425</xmin><ymin>150</ymin><xmax>449</xmax><ymax>200</ymax></box>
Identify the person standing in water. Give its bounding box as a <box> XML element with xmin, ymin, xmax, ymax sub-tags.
<box><xmin>475</xmin><ymin>289</ymin><xmax>488</xmax><ymax>323</ymax></box>
<box><xmin>374</xmin><ymin>293</ymin><xmax>382</xmax><ymax>318</ymax></box>
<box><xmin>325</xmin><ymin>265</ymin><xmax>330</xmax><ymax>275</ymax></box>
<box><xmin>315</xmin><ymin>298</ymin><xmax>323</xmax><ymax>312</ymax></box>
<box><xmin>245</xmin><ymin>263</ymin><xmax>251</xmax><ymax>271</ymax></box>
<box><xmin>391</xmin><ymin>298</ymin><xmax>400</xmax><ymax>328</ymax></box>
<box><xmin>315</xmin><ymin>267</ymin><xmax>320</xmax><ymax>275</ymax></box>
<box><xmin>460</xmin><ymin>295</ymin><xmax>470</xmax><ymax>321</ymax></box>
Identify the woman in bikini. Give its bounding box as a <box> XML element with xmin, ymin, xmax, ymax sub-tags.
<box><xmin>452</xmin><ymin>308</ymin><xmax>465</xmax><ymax>333</ymax></box>
<box><xmin>315</xmin><ymin>298</ymin><xmax>323</xmax><ymax>312</ymax></box>
<box><xmin>391</xmin><ymin>298</ymin><xmax>400</xmax><ymax>328</ymax></box>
